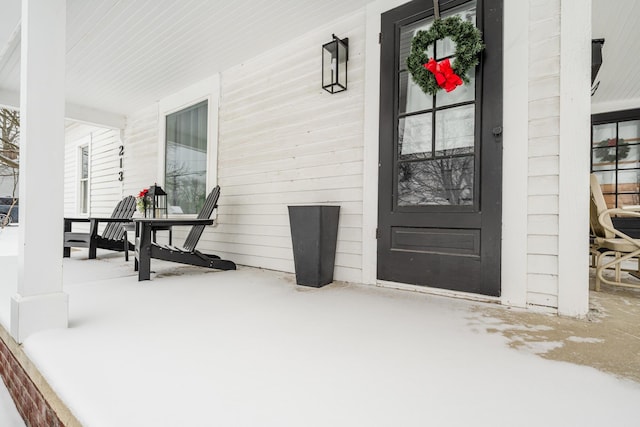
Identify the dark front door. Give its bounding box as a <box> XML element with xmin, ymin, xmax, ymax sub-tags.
<box><xmin>377</xmin><ymin>0</ymin><xmax>503</xmax><ymax>296</ymax></box>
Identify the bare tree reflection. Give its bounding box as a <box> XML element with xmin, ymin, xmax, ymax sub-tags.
<box><xmin>398</xmin><ymin>149</ymin><xmax>473</xmax><ymax>206</ymax></box>
<box><xmin>166</xmin><ymin>160</ymin><xmax>206</xmax><ymax>214</ymax></box>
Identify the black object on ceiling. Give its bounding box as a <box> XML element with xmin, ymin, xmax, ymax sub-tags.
<box><xmin>592</xmin><ymin>38</ymin><xmax>605</xmax><ymax>85</ymax></box>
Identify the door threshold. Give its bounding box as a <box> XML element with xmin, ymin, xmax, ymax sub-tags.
<box><xmin>376</xmin><ymin>280</ymin><xmax>501</xmax><ymax>305</ymax></box>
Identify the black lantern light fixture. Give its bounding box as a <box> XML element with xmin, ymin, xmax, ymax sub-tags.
<box><xmin>145</xmin><ymin>184</ymin><xmax>167</xmax><ymax>218</ymax></box>
<box><xmin>591</xmin><ymin>38</ymin><xmax>605</xmax><ymax>96</ymax></box>
<box><xmin>322</xmin><ymin>34</ymin><xmax>349</xmax><ymax>94</ymax></box>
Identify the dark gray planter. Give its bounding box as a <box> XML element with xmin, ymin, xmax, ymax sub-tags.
<box><xmin>288</xmin><ymin>205</ymin><xmax>340</xmax><ymax>287</ymax></box>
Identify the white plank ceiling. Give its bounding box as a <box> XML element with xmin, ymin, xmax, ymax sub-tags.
<box><xmin>0</xmin><ymin>0</ymin><xmax>374</xmax><ymax>116</ymax></box>
<box><xmin>0</xmin><ymin>0</ymin><xmax>638</xmax><ymax>117</ymax></box>
<box><xmin>591</xmin><ymin>0</ymin><xmax>640</xmax><ymax>113</ymax></box>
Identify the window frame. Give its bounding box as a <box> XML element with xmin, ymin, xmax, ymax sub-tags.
<box><xmin>157</xmin><ymin>75</ymin><xmax>220</xmax><ymax>217</ymax></box>
<box><xmin>591</xmin><ymin>108</ymin><xmax>640</xmax><ymax>208</ymax></box>
<box><xmin>76</xmin><ymin>138</ymin><xmax>90</xmax><ymax>216</ymax></box>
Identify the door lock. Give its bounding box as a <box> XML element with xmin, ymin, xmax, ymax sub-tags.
<box><xmin>492</xmin><ymin>126</ymin><xmax>503</xmax><ymax>137</ymax></box>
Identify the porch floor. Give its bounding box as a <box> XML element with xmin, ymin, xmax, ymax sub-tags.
<box><xmin>1</xmin><ymin>235</ymin><xmax>640</xmax><ymax>425</ymax></box>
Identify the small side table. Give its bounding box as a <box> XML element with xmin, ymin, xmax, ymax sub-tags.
<box><xmin>124</xmin><ymin>222</ymin><xmax>172</xmax><ymax>247</ymax></box>
<box><xmin>123</xmin><ymin>222</ymin><xmax>172</xmax><ymax>261</ymax></box>
<box><xmin>151</xmin><ymin>225</ymin><xmax>173</xmax><ymax>245</ymax></box>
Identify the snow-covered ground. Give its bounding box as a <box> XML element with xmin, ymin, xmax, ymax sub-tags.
<box><xmin>0</xmin><ymin>377</ymin><xmax>25</xmax><ymax>427</ymax></box>
<box><xmin>0</xmin><ymin>225</ymin><xmax>18</xmax><ymax>329</ymax></box>
<box><xmin>0</xmin><ymin>227</ymin><xmax>25</xmax><ymax>427</ymax></box>
<box><xmin>2</xmin><ymin>226</ymin><xmax>640</xmax><ymax>426</ymax></box>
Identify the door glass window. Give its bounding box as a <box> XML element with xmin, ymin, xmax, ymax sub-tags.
<box><xmin>398</xmin><ymin>157</ymin><xmax>474</xmax><ymax>206</ymax></box>
<box><xmin>399</xmin><ymin>71</ymin><xmax>433</xmax><ymax>114</ymax></box>
<box><xmin>399</xmin><ymin>21</ymin><xmax>434</xmax><ymax>68</ymax></box>
<box><xmin>435</xmin><ymin>7</ymin><xmax>477</xmax><ymax>59</ymax></box>
<box><xmin>399</xmin><ymin>114</ymin><xmax>432</xmax><ymax>157</ymax></box>
<box><xmin>435</xmin><ymin>105</ymin><xmax>475</xmax><ymax>153</ymax></box>
<box><xmin>397</xmin><ymin>1</ymin><xmax>478</xmax><ymax>207</ymax></box>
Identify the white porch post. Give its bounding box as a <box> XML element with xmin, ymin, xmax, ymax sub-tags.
<box><xmin>557</xmin><ymin>0</ymin><xmax>591</xmax><ymax>316</ymax></box>
<box><xmin>11</xmin><ymin>0</ymin><xmax>68</xmax><ymax>342</ymax></box>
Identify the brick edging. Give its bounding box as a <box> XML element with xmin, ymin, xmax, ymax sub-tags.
<box><xmin>0</xmin><ymin>325</ymin><xmax>81</xmax><ymax>427</ymax></box>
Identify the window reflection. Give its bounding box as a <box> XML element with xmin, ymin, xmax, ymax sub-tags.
<box><xmin>399</xmin><ymin>114</ymin><xmax>432</xmax><ymax>158</ymax></box>
<box><xmin>435</xmin><ymin>105</ymin><xmax>475</xmax><ymax>153</ymax></box>
<box><xmin>398</xmin><ymin>152</ymin><xmax>474</xmax><ymax>206</ymax></box>
<box><xmin>435</xmin><ymin>72</ymin><xmax>475</xmax><ymax>107</ymax></box>
<box><xmin>399</xmin><ymin>71</ymin><xmax>433</xmax><ymax>114</ymax></box>
<box><xmin>435</xmin><ymin>4</ymin><xmax>477</xmax><ymax>59</ymax></box>
<box><xmin>399</xmin><ymin>20</ymin><xmax>434</xmax><ymax>70</ymax></box>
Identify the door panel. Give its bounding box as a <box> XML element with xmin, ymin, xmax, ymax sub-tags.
<box><xmin>377</xmin><ymin>0</ymin><xmax>503</xmax><ymax>296</ymax></box>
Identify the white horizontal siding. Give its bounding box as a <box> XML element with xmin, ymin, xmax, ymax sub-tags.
<box><xmin>529</xmin><ymin>15</ymin><xmax>560</xmax><ymax>44</ymax></box>
<box><xmin>64</xmin><ymin>122</ymin><xmax>123</xmax><ymax>236</ymax></box>
<box><xmin>528</xmin><ymin>76</ymin><xmax>560</xmax><ymax>102</ymax></box>
<box><xmin>88</xmin><ymin>128</ymin><xmax>122</xmax><ymax>217</ymax></box>
<box><xmin>527</xmin><ymin>235</ymin><xmax>558</xmax><ymax>255</ymax></box>
<box><xmin>528</xmin><ymin>176</ymin><xmax>559</xmax><ymax>195</ymax></box>
<box><xmin>528</xmin><ymin>195</ymin><xmax>558</xmax><ymax>215</ymax></box>
<box><xmin>528</xmin><ymin>214</ymin><xmax>558</xmax><ymax>235</ymax></box>
<box><xmin>529</xmin><ymin>116</ymin><xmax>560</xmax><ymax>138</ymax></box>
<box><xmin>527</xmin><ymin>290</ymin><xmax>558</xmax><ymax>309</ymax></box>
<box><xmin>529</xmin><ymin>56</ymin><xmax>560</xmax><ymax>81</ymax></box>
<box><xmin>528</xmin><ymin>254</ymin><xmax>558</xmax><ymax>275</ymax></box>
<box><xmin>64</xmin><ymin>122</ymin><xmax>85</xmax><ymax>217</ymax></box>
<box><xmin>212</xmin><ymin>10</ymin><xmax>366</xmax><ymax>282</ymax></box>
<box><xmin>529</xmin><ymin>97</ymin><xmax>559</xmax><ymax>120</ymax></box>
<box><xmin>528</xmin><ymin>274</ymin><xmax>558</xmax><ymax>295</ymax></box>
<box><xmin>530</xmin><ymin>34</ymin><xmax>560</xmax><ymax>64</ymax></box>
<box><xmin>122</xmin><ymin>104</ymin><xmax>159</xmax><ymax>200</ymax></box>
<box><xmin>64</xmin><ymin>123</ymin><xmax>123</xmax><ymax>217</ymax></box>
<box><xmin>528</xmin><ymin>156</ymin><xmax>558</xmax><ymax>176</ymax></box>
<box><xmin>527</xmin><ymin>0</ymin><xmax>561</xmax><ymax>309</ymax></box>
<box><xmin>529</xmin><ymin>136</ymin><xmax>559</xmax><ymax>157</ymax></box>
<box><xmin>529</xmin><ymin>0</ymin><xmax>560</xmax><ymax>21</ymax></box>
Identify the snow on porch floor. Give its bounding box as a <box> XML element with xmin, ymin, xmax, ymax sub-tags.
<box><xmin>5</xmin><ymin>248</ymin><xmax>640</xmax><ymax>426</ymax></box>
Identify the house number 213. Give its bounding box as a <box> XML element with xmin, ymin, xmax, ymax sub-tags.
<box><xmin>118</xmin><ymin>145</ymin><xmax>124</xmax><ymax>181</ymax></box>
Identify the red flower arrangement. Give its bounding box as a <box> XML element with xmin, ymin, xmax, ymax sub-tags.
<box><xmin>136</xmin><ymin>188</ymin><xmax>149</xmax><ymax>213</ymax></box>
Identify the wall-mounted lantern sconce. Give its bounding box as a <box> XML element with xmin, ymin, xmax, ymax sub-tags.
<box><xmin>591</xmin><ymin>38</ymin><xmax>605</xmax><ymax>84</ymax></box>
<box><xmin>322</xmin><ymin>34</ymin><xmax>349</xmax><ymax>94</ymax></box>
<box><xmin>591</xmin><ymin>38</ymin><xmax>605</xmax><ymax>96</ymax></box>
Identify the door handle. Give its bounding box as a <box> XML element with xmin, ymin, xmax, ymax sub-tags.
<box><xmin>492</xmin><ymin>126</ymin><xmax>503</xmax><ymax>137</ymax></box>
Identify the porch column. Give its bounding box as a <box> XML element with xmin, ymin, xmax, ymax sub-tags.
<box><xmin>557</xmin><ymin>0</ymin><xmax>591</xmax><ymax>316</ymax></box>
<box><xmin>11</xmin><ymin>0</ymin><xmax>68</xmax><ymax>342</ymax></box>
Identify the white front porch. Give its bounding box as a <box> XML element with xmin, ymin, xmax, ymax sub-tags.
<box><xmin>1</xmin><ymin>226</ymin><xmax>640</xmax><ymax>426</ymax></box>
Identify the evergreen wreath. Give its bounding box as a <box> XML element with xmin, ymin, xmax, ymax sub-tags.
<box><xmin>406</xmin><ymin>16</ymin><xmax>484</xmax><ymax>96</ymax></box>
<box><xmin>594</xmin><ymin>138</ymin><xmax>628</xmax><ymax>163</ymax></box>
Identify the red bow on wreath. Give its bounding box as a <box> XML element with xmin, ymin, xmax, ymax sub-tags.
<box><xmin>424</xmin><ymin>58</ymin><xmax>463</xmax><ymax>92</ymax></box>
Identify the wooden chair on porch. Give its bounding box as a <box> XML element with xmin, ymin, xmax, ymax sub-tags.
<box><xmin>134</xmin><ymin>186</ymin><xmax>236</xmax><ymax>281</ymax></box>
<box><xmin>590</xmin><ymin>173</ymin><xmax>640</xmax><ymax>290</ymax></box>
<box><xmin>63</xmin><ymin>196</ymin><xmax>137</xmax><ymax>260</ymax></box>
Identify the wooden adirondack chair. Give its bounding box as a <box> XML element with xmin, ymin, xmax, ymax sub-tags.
<box><xmin>64</xmin><ymin>196</ymin><xmax>137</xmax><ymax>260</ymax></box>
<box><xmin>134</xmin><ymin>186</ymin><xmax>236</xmax><ymax>280</ymax></box>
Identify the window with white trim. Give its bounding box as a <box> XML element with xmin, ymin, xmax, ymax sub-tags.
<box><xmin>165</xmin><ymin>100</ymin><xmax>208</xmax><ymax>214</ymax></box>
<box><xmin>158</xmin><ymin>76</ymin><xmax>219</xmax><ymax>216</ymax></box>
<box><xmin>78</xmin><ymin>144</ymin><xmax>89</xmax><ymax>214</ymax></box>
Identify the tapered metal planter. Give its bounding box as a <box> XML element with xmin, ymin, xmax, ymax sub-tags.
<box><xmin>288</xmin><ymin>205</ymin><xmax>340</xmax><ymax>287</ymax></box>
